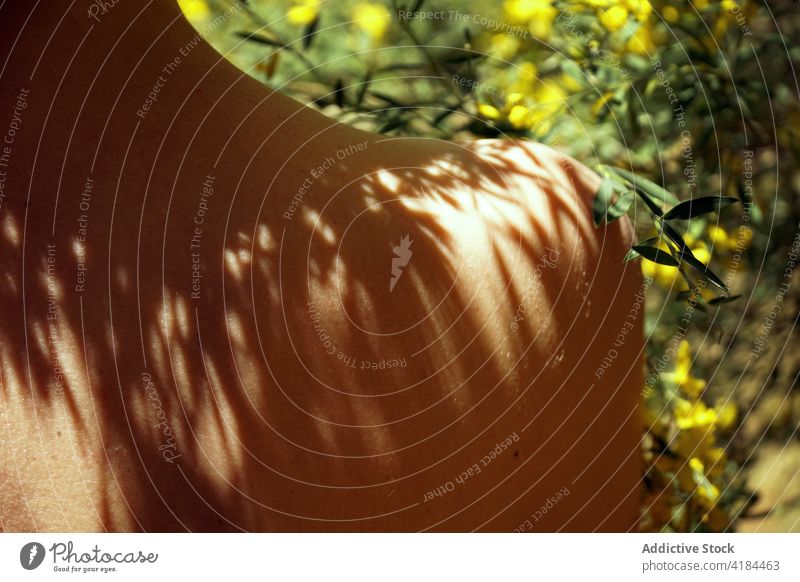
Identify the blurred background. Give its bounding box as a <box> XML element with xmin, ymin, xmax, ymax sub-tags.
<box><xmin>177</xmin><ymin>0</ymin><xmax>800</xmax><ymax>532</ymax></box>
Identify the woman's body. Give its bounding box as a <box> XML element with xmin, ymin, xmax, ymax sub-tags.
<box><xmin>0</xmin><ymin>1</ymin><xmax>643</xmax><ymax>531</ymax></box>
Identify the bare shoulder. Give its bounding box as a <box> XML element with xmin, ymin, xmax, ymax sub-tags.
<box><xmin>467</xmin><ymin>138</ymin><xmax>628</xmax><ymax>227</ymax></box>
<box><xmin>455</xmin><ymin>139</ymin><xmax>635</xmax><ymax>271</ymax></box>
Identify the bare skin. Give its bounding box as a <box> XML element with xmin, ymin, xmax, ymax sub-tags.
<box><xmin>0</xmin><ymin>1</ymin><xmax>643</xmax><ymax>531</ymax></box>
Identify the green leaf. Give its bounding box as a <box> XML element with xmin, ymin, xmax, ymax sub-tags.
<box><xmin>618</xmin><ymin>18</ymin><xmax>640</xmax><ymax>43</ymax></box>
<box><xmin>639</xmin><ymin>236</ymin><xmax>660</xmax><ymax>247</ymax></box>
<box><xmin>708</xmin><ymin>294</ymin><xmax>741</xmax><ymax>305</ymax></box>
<box><xmin>302</xmin><ymin>15</ymin><xmax>320</xmax><ymax>49</ymax></box>
<box><xmin>631</xmin><ymin>243</ymin><xmax>679</xmax><ymax>267</ymax></box>
<box><xmin>622</xmin><ymin>53</ymin><xmax>650</xmax><ymax>74</ymax></box>
<box><xmin>606</xmin><ymin>166</ymin><xmax>681</xmax><ymax>206</ymax></box>
<box><xmin>661</xmin><ymin>221</ymin><xmax>690</xmax><ymax>252</ymax></box>
<box><xmin>608</xmin><ymin>190</ymin><xmax>635</xmax><ymax>221</ymax></box>
<box><xmin>627</xmin><ymin>90</ymin><xmax>640</xmax><ymax>137</ymax></box>
<box><xmin>674</xmin><ymin>247</ymin><xmax>729</xmax><ymax>292</ymax></box>
<box><xmin>634</xmin><ymin>187</ymin><xmax>664</xmax><ymax>217</ymax></box>
<box><xmin>356</xmin><ymin>71</ymin><xmax>373</xmax><ymax>106</ymax></box>
<box><xmin>659</xmin><ymin>222</ymin><xmax>729</xmax><ymax>292</ymax></box>
<box><xmin>333</xmin><ymin>78</ymin><xmax>345</xmax><ymax>109</ymax></box>
<box><xmin>592</xmin><ymin>175</ymin><xmax>615</xmax><ymax>226</ymax></box>
<box><xmin>604</xmin><ymin>168</ymin><xmax>633</xmax><ymax>192</ymax></box>
<box><xmin>440</xmin><ymin>50</ymin><xmax>483</xmax><ymax>64</ymax></box>
<box><xmin>377</xmin><ymin>116</ymin><xmax>406</xmax><ymax>134</ymax></box>
<box><xmin>561</xmin><ymin>60</ymin><xmax>587</xmax><ymax>88</ymax></box>
<box><xmin>663</xmin><ymin>196</ymin><xmax>739</xmax><ymax>220</ymax></box>
<box><xmin>374</xmin><ymin>63</ymin><xmax>429</xmax><ymax>72</ymax></box>
<box><xmin>624</xmin><ymin>236</ymin><xmax>659</xmax><ymax>261</ymax></box>
<box><xmin>236</xmin><ymin>31</ymin><xmax>285</xmax><ymax>49</ymax></box>
<box><xmin>370</xmin><ymin>91</ymin><xmax>412</xmax><ymax>108</ymax></box>
<box><xmin>432</xmin><ymin>108</ymin><xmax>457</xmax><ymax>127</ymax></box>
<box><xmin>737</xmin><ymin>181</ymin><xmax>762</xmax><ymax>225</ymax></box>
<box><xmin>593</xmin><ymin>169</ymin><xmax>639</xmax><ymax>224</ymax></box>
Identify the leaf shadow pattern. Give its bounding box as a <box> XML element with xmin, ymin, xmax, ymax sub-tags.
<box><xmin>0</xmin><ymin>123</ymin><xmax>644</xmax><ymax>532</ymax></box>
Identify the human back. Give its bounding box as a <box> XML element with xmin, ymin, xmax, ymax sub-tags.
<box><xmin>0</xmin><ymin>0</ymin><xmax>643</xmax><ymax>532</ymax></box>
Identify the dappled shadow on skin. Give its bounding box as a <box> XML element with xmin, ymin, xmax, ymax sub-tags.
<box><xmin>0</xmin><ymin>124</ymin><xmax>642</xmax><ymax>531</ymax></box>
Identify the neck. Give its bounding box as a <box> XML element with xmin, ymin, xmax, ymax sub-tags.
<box><xmin>1</xmin><ymin>0</ymin><xmax>342</xmax><ymax>147</ymax></box>
<box><xmin>3</xmin><ymin>1</ymin><xmax>190</xmax><ymax>70</ymax></box>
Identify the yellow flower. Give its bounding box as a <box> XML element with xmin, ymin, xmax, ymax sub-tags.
<box><xmin>713</xmin><ymin>15</ymin><xmax>731</xmax><ymax>40</ymax></box>
<box><xmin>478</xmin><ymin>103</ymin><xmax>501</xmax><ymax>120</ymax></box>
<box><xmin>674</xmin><ymin>370</ymin><xmax>706</xmax><ymax>398</ymax></box>
<box><xmin>640</xmin><ymin>242</ymin><xmax>684</xmax><ymax>288</ymax></box>
<box><xmin>641</xmin><ymin>260</ymin><xmax>678</xmax><ymax>288</ymax></box>
<box><xmin>591</xmin><ymin>91</ymin><xmax>615</xmax><ymax>116</ymax></box>
<box><xmin>178</xmin><ymin>0</ymin><xmax>210</xmax><ymax>22</ymax></box>
<box><xmin>675</xmin><ymin>399</ymin><xmax>716</xmax><ymax>429</ymax></box>
<box><xmin>353</xmin><ymin>3</ymin><xmax>391</xmax><ymax>42</ymax></box>
<box><xmin>504</xmin><ymin>0</ymin><xmax>558</xmax><ymax>38</ymax></box>
<box><xmin>709</xmin><ymin>224</ymin><xmax>751</xmax><ymax>253</ymax></box>
<box><xmin>518</xmin><ymin>62</ymin><xmax>539</xmax><ymax>85</ymax></box>
<box><xmin>694</xmin><ymin>0</ymin><xmax>709</xmax><ymax>9</ymax></box>
<box><xmin>535</xmin><ymin>82</ymin><xmax>567</xmax><ymax>106</ymax></box>
<box><xmin>582</xmin><ymin>0</ymin><xmax>613</xmax><ymax>8</ymax></box>
<box><xmin>508</xmin><ymin>104</ymin><xmax>533</xmax><ymax>128</ymax></box>
<box><xmin>707</xmin><ymin>225</ymin><xmax>731</xmax><ymax>250</ymax></box>
<box><xmin>688</xmin><ymin>457</ymin><xmax>721</xmax><ymax>508</ymax></box>
<box><xmin>505</xmin><ymin>63</ymin><xmax>539</xmax><ymax>94</ymax></box>
<box><xmin>714</xmin><ymin>400</ymin><xmax>737</xmax><ymax>430</ymax></box>
<box><xmin>626</xmin><ymin>22</ymin><xmax>657</xmax><ymax>55</ymax></box>
<box><xmin>624</xmin><ymin>0</ymin><xmax>653</xmax><ymax>22</ymax></box>
<box><xmin>695</xmin><ymin>480</ymin><xmax>720</xmax><ymax>508</ymax></box>
<box><xmin>506</xmin><ymin>92</ymin><xmax>526</xmax><ymax>108</ymax></box>
<box><xmin>662</xmin><ymin>6</ymin><xmax>679</xmax><ymax>24</ymax></box>
<box><xmin>288</xmin><ymin>0</ymin><xmax>320</xmax><ymax>26</ymax></box>
<box><xmin>666</xmin><ymin>341</ymin><xmax>707</xmax><ymax>398</ymax></box>
<box><xmin>559</xmin><ymin>71</ymin><xmax>584</xmax><ymax>93</ymax></box>
<box><xmin>504</xmin><ymin>0</ymin><xmax>557</xmax><ymax>24</ymax></box>
<box><xmin>498</xmin><ymin>82</ymin><xmax>565</xmax><ymax>134</ymax></box>
<box><xmin>640</xmin><ymin>258</ymin><xmax>658</xmax><ymax>281</ymax></box>
<box><xmin>600</xmin><ymin>6</ymin><xmax>629</xmax><ymax>32</ymax></box>
<box><xmin>688</xmin><ymin>456</ymin><xmax>705</xmax><ymax>473</ymax></box>
<box><xmin>532</xmin><ymin>83</ymin><xmax>567</xmax><ymax>119</ymax></box>
<box><xmin>489</xmin><ymin>34</ymin><xmax>521</xmax><ymax>60</ymax></box>
<box><xmin>691</xmin><ymin>244</ymin><xmax>711</xmax><ymax>266</ymax></box>
<box><xmin>721</xmin><ymin>0</ymin><xmax>738</xmax><ymax>11</ymax></box>
<box><xmin>530</xmin><ymin>15</ymin><xmax>558</xmax><ymax>39</ymax></box>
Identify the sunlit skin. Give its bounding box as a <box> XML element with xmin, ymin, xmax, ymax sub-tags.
<box><xmin>0</xmin><ymin>1</ymin><xmax>643</xmax><ymax>531</ymax></box>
